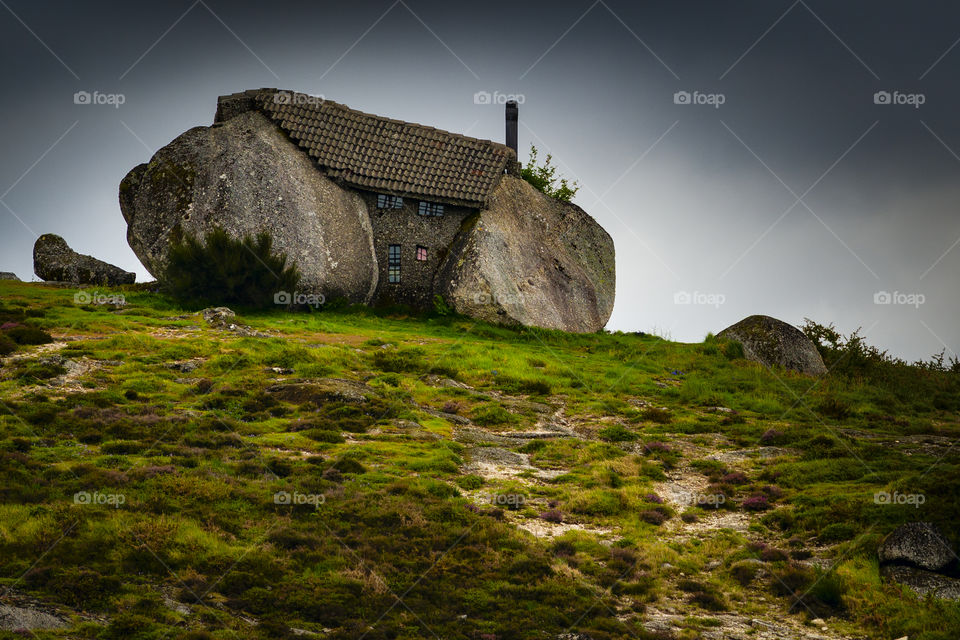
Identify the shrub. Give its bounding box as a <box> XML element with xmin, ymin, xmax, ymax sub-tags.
<box><xmin>520</xmin><ymin>145</ymin><xmax>579</xmax><ymax>203</ymax></box>
<box><xmin>639</xmin><ymin>510</ymin><xmax>668</xmax><ymax>526</ymax></box>
<box><xmin>164</xmin><ymin>227</ymin><xmax>301</xmax><ymax>308</ymax></box>
<box><xmin>540</xmin><ymin>509</ymin><xmax>563</xmax><ymax>523</ymax></box>
<box><xmin>4</xmin><ymin>325</ymin><xmax>53</xmax><ymax>345</ymax></box>
<box><xmin>742</xmin><ymin>495</ymin><xmax>770</xmax><ymax>511</ymax></box>
<box><xmin>760</xmin><ymin>428</ymin><xmax>785</xmax><ymax>444</ymax></box>
<box><xmin>0</xmin><ymin>333</ymin><xmax>17</xmax><ymax>356</ymax></box>
<box><xmin>730</xmin><ymin>561</ymin><xmax>759</xmax><ymax>586</ymax></box>
<box><xmin>598</xmin><ymin>425</ymin><xmax>637</xmax><ymax>442</ymax></box>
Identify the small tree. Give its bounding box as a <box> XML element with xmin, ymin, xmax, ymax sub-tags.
<box><xmin>520</xmin><ymin>145</ymin><xmax>579</xmax><ymax>203</ymax></box>
<box><xmin>164</xmin><ymin>227</ymin><xmax>301</xmax><ymax>309</ymax></box>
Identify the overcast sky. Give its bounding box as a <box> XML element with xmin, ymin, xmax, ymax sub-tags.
<box><xmin>1</xmin><ymin>0</ymin><xmax>958</xmax><ymax>361</ymax></box>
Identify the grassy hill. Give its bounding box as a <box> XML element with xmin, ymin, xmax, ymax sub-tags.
<box><xmin>0</xmin><ymin>280</ymin><xmax>958</xmax><ymax>640</ymax></box>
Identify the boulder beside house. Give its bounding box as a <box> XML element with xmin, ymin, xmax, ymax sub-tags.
<box><xmin>119</xmin><ymin>89</ymin><xmax>615</xmax><ymax>333</ymax></box>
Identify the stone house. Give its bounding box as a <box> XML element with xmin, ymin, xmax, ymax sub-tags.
<box><xmin>214</xmin><ymin>89</ymin><xmax>522</xmax><ymax>308</ymax></box>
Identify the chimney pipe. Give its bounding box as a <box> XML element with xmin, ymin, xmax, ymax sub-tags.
<box><xmin>505</xmin><ymin>100</ymin><xmax>518</xmax><ymax>155</ymax></box>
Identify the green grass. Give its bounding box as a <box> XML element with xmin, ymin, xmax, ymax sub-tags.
<box><xmin>0</xmin><ymin>280</ymin><xmax>958</xmax><ymax>639</ymax></box>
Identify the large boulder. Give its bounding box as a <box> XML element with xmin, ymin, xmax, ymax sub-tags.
<box><xmin>434</xmin><ymin>176</ymin><xmax>615</xmax><ymax>333</ymax></box>
<box><xmin>717</xmin><ymin>315</ymin><xmax>827</xmax><ymax>376</ymax></box>
<box><xmin>33</xmin><ymin>234</ymin><xmax>135</xmax><ymax>285</ymax></box>
<box><xmin>0</xmin><ymin>272</ymin><xmax>19</xmax><ymax>281</ymax></box>
<box><xmin>879</xmin><ymin>522</ymin><xmax>955</xmax><ymax>572</ymax></box>
<box><xmin>119</xmin><ymin>110</ymin><xmax>377</xmax><ymax>303</ymax></box>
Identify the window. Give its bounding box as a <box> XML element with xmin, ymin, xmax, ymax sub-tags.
<box><xmin>377</xmin><ymin>194</ymin><xmax>404</xmax><ymax>209</ymax></box>
<box><xmin>388</xmin><ymin>244</ymin><xmax>401</xmax><ymax>284</ymax></box>
<box><xmin>416</xmin><ymin>246</ymin><xmax>428</xmax><ymax>261</ymax></box>
<box><xmin>418</xmin><ymin>201</ymin><xmax>444</xmax><ymax>217</ymax></box>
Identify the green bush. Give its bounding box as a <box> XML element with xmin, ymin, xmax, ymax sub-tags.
<box><xmin>0</xmin><ymin>334</ymin><xmax>17</xmax><ymax>356</ymax></box>
<box><xmin>520</xmin><ymin>145</ymin><xmax>579</xmax><ymax>203</ymax></box>
<box><xmin>4</xmin><ymin>325</ymin><xmax>53</xmax><ymax>345</ymax></box>
<box><xmin>164</xmin><ymin>227</ymin><xmax>300</xmax><ymax>308</ymax></box>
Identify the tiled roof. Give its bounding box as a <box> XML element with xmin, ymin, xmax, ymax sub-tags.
<box><xmin>250</xmin><ymin>89</ymin><xmax>513</xmax><ymax>208</ymax></box>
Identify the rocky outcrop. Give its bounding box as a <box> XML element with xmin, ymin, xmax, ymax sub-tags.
<box><xmin>717</xmin><ymin>315</ymin><xmax>827</xmax><ymax>376</ymax></box>
<box><xmin>881</xmin><ymin>565</ymin><xmax>960</xmax><ymax>601</ymax></box>
<box><xmin>119</xmin><ymin>110</ymin><xmax>378</xmax><ymax>303</ymax></box>
<box><xmin>434</xmin><ymin>176</ymin><xmax>615</xmax><ymax>333</ymax></box>
<box><xmin>879</xmin><ymin>522</ymin><xmax>959</xmax><ymax>600</ymax></box>
<box><xmin>33</xmin><ymin>234</ymin><xmax>135</xmax><ymax>286</ymax></box>
<box><xmin>0</xmin><ymin>272</ymin><xmax>19</xmax><ymax>281</ymax></box>
<box><xmin>879</xmin><ymin>522</ymin><xmax>955</xmax><ymax>572</ymax></box>
<box><xmin>0</xmin><ymin>604</ymin><xmax>66</xmax><ymax>631</ymax></box>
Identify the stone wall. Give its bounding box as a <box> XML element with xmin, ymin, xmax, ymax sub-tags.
<box><xmin>359</xmin><ymin>191</ymin><xmax>475</xmax><ymax>308</ymax></box>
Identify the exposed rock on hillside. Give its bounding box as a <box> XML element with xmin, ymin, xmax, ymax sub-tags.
<box><xmin>879</xmin><ymin>522</ymin><xmax>955</xmax><ymax>572</ymax></box>
<box><xmin>434</xmin><ymin>176</ymin><xmax>615</xmax><ymax>333</ymax></box>
<box><xmin>33</xmin><ymin>234</ymin><xmax>134</xmax><ymax>286</ymax></box>
<box><xmin>119</xmin><ymin>111</ymin><xmax>378</xmax><ymax>303</ymax></box>
<box><xmin>718</xmin><ymin>315</ymin><xmax>827</xmax><ymax>376</ymax></box>
<box><xmin>0</xmin><ymin>272</ymin><xmax>19</xmax><ymax>281</ymax></box>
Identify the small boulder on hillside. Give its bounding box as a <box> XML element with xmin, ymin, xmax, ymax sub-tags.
<box><xmin>879</xmin><ymin>522</ymin><xmax>956</xmax><ymax>572</ymax></box>
<box><xmin>717</xmin><ymin>315</ymin><xmax>827</xmax><ymax>376</ymax></box>
<box><xmin>33</xmin><ymin>234</ymin><xmax>135</xmax><ymax>286</ymax></box>
<box><xmin>200</xmin><ymin>307</ymin><xmax>236</xmax><ymax>327</ymax></box>
<box><xmin>0</xmin><ymin>272</ymin><xmax>19</xmax><ymax>281</ymax></box>
<box><xmin>881</xmin><ymin>565</ymin><xmax>960</xmax><ymax>601</ymax></box>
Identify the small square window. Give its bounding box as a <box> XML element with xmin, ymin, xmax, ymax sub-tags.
<box><xmin>377</xmin><ymin>194</ymin><xmax>404</xmax><ymax>209</ymax></box>
<box><xmin>416</xmin><ymin>246</ymin><xmax>428</xmax><ymax>261</ymax></box>
<box><xmin>418</xmin><ymin>201</ymin><xmax>444</xmax><ymax>217</ymax></box>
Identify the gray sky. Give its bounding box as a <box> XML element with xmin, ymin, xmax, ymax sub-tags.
<box><xmin>1</xmin><ymin>1</ymin><xmax>958</xmax><ymax>361</ymax></box>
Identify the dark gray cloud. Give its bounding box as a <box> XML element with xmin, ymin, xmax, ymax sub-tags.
<box><xmin>1</xmin><ymin>0</ymin><xmax>958</xmax><ymax>360</ymax></box>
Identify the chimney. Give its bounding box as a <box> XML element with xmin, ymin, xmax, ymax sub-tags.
<box><xmin>505</xmin><ymin>100</ymin><xmax>518</xmax><ymax>155</ymax></box>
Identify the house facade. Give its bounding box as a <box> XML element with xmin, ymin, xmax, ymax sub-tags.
<box><xmin>214</xmin><ymin>89</ymin><xmax>521</xmax><ymax>308</ymax></box>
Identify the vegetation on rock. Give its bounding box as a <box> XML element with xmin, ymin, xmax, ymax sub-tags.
<box><xmin>521</xmin><ymin>144</ymin><xmax>579</xmax><ymax>203</ymax></box>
